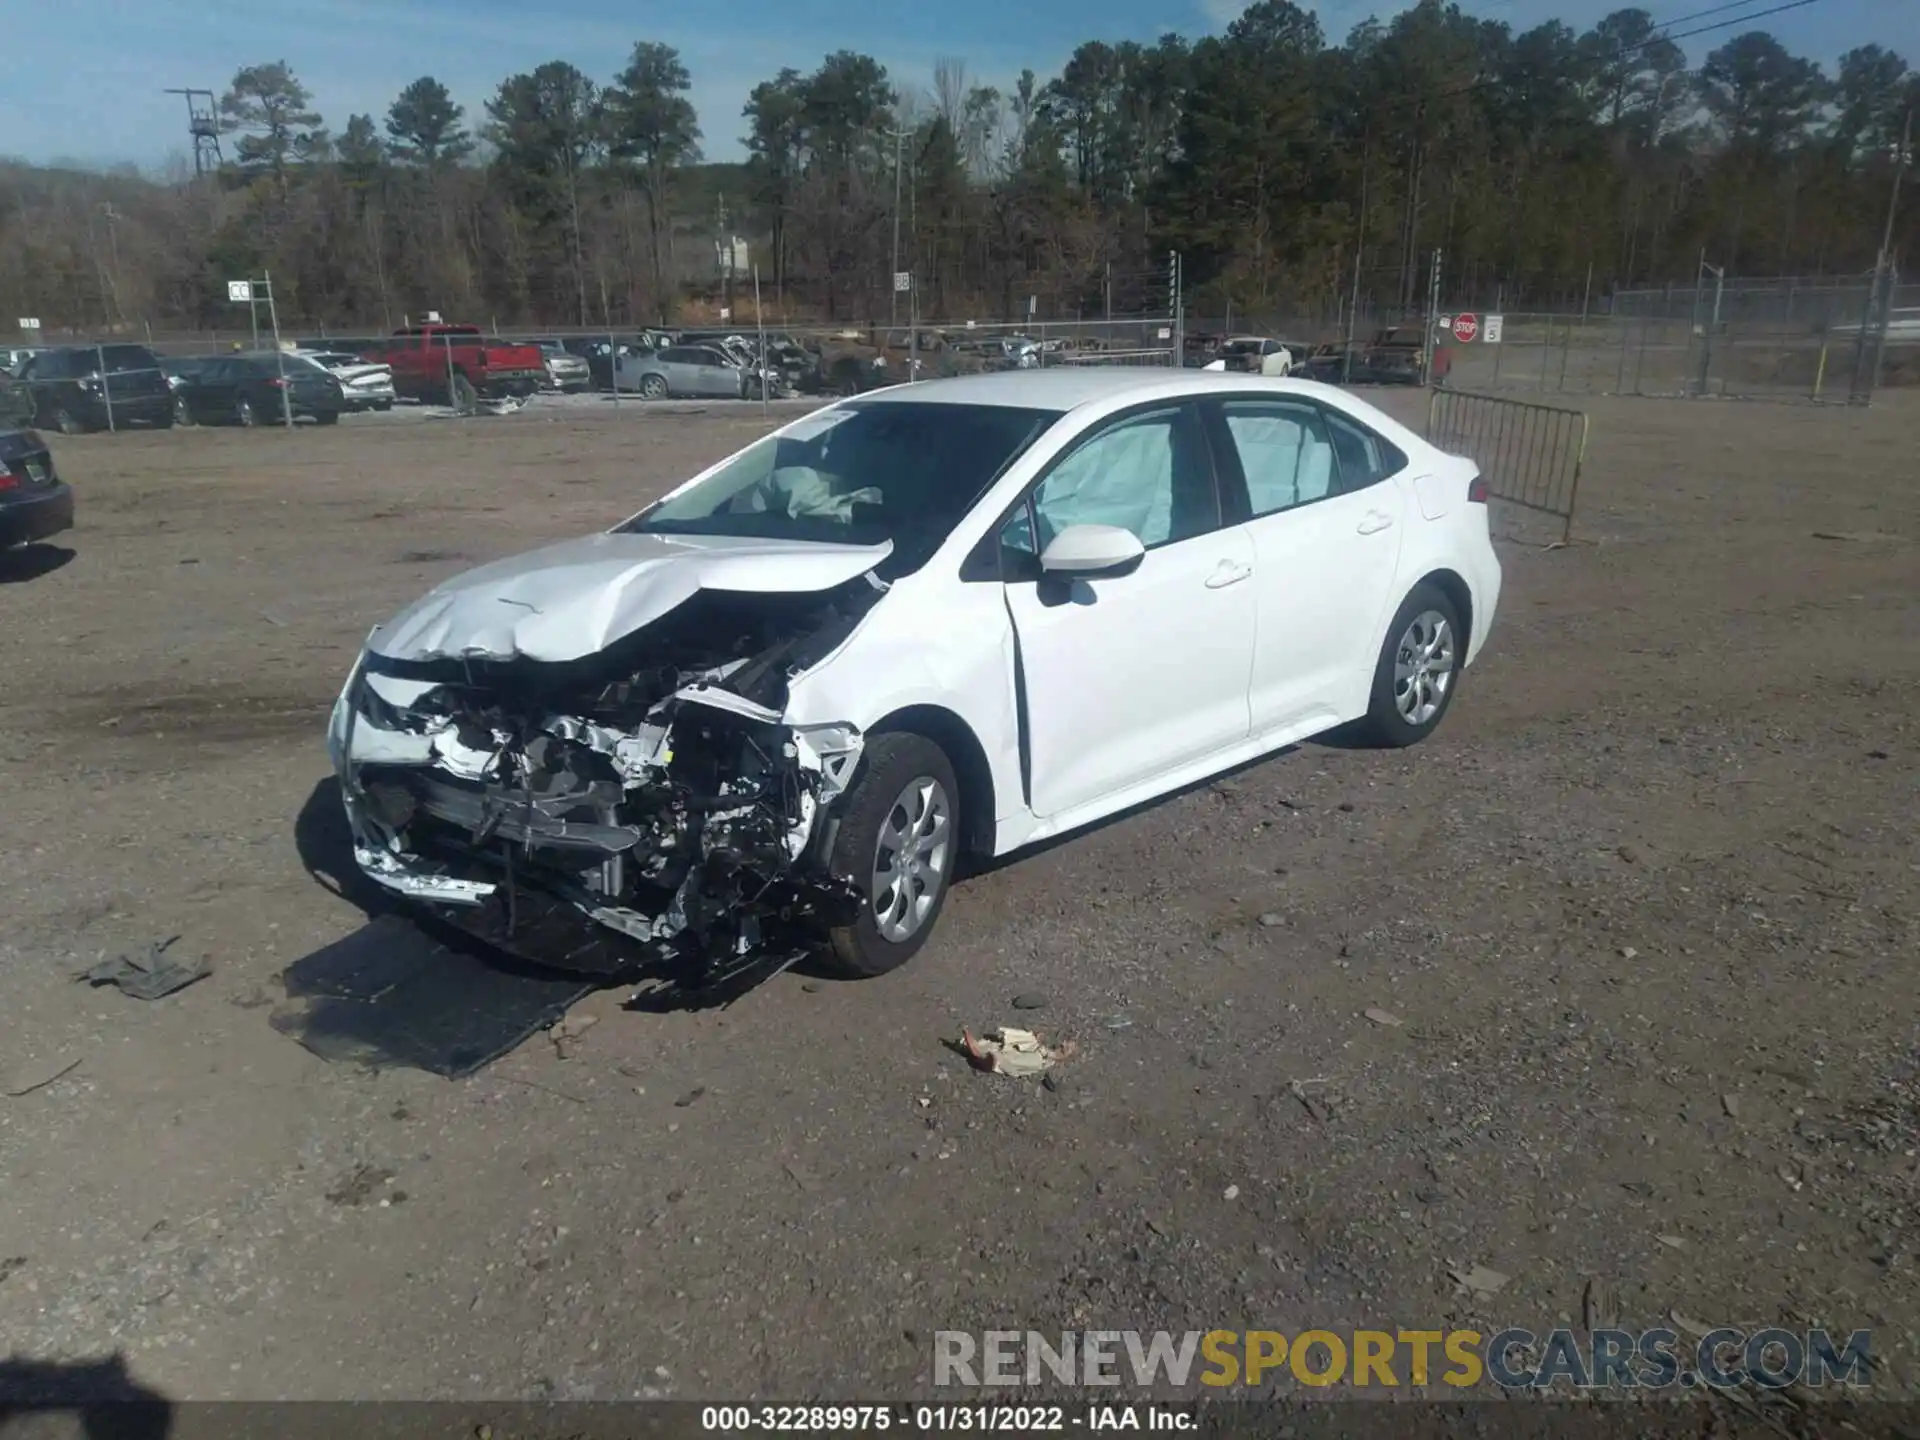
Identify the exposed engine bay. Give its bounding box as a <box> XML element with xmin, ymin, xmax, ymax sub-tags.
<box><xmin>331</xmin><ymin>579</ymin><xmax>885</xmax><ymax>988</ymax></box>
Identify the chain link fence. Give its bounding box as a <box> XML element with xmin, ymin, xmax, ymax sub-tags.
<box><xmin>1436</xmin><ymin>275</ymin><xmax>1913</xmax><ymax>403</ymax></box>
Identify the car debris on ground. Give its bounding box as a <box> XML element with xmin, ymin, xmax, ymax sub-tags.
<box><xmin>78</xmin><ymin>937</ymin><xmax>209</xmax><ymax>1001</ymax></box>
<box><xmin>958</xmin><ymin>1026</ymin><xmax>1074</xmax><ymax>1078</ymax></box>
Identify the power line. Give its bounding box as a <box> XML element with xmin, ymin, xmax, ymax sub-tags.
<box><xmin>1650</xmin><ymin>0</ymin><xmax>1790</xmax><ymax>34</ymax></box>
<box><xmin>1657</xmin><ymin>0</ymin><xmax>1822</xmax><ymax>47</ymax></box>
<box><xmin>1403</xmin><ymin>0</ymin><xmax>1826</xmax><ymax>112</ymax></box>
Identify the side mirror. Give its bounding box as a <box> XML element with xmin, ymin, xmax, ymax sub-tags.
<box><xmin>1039</xmin><ymin>523</ymin><xmax>1146</xmax><ymax>579</ymax></box>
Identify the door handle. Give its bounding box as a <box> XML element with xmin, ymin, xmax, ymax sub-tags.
<box><xmin>1205</xmin><ymin>560</ymin><xmax>1253</xmax><ymax>589</ymax></box>
<box><xmin>1356</xmin><ymin>511</ymin><xmax>1395</xmax><ymax>535</ymax></box>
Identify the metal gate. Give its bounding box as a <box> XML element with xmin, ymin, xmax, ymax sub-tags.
<box><xmin>1427</xmin><ymin>388</ymin><xmax>1590</xmax><ymax>545</ymax></box>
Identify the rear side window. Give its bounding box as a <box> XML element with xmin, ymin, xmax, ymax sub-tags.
<box><xmin>1322</xmin><ymin>410</ymin><xmax>1407</xmax><ymax>491</ymax></box>
<box><xmin>100</xmin><ymin>345</ymin><xmax>159</xmax><ymax>372</ymax></box>
<box><xmin>1220</xmin><ymin>401</ymin><xmax>1336</xmax><ymax>518</ymax></box>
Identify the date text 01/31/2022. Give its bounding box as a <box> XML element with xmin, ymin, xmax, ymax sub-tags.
<box><xmin>700</xmin><ymin>1405</ymin><xmax>1196</xmax><ymax>1431</ymax></box>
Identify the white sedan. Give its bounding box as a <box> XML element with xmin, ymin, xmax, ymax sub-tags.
<box><xmin>328</xmin><ymin>370</ymin><xmax>1500</xmax><ymax>983</ymax></box>
<box><xmin>297</xmin><ymin>350</ymin><xmax>396</xmax><ymax>411</ymax></box>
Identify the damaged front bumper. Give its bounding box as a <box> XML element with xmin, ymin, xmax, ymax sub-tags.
<box><xmin>327</xmin><ymin>646</ymin><xmax>866</xmax><ymax>980</ymax></box>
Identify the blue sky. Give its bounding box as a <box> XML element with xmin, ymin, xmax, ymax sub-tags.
<box><xmin>4</xmin><ymin>0</ymin><xmax>1914</xmax><ymax>172</ymax></box>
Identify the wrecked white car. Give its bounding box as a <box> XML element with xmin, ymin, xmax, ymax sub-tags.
<box><xmin>328</xmin><ymin>370</ymin><xmax>1501</xmax><ymax>986</ymax></box>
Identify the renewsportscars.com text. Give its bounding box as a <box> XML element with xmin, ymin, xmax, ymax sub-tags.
<box><xmin>933</xmin><ymin>1327</ymin><xmax>1873</xmax><ymax>1391</ymax></box>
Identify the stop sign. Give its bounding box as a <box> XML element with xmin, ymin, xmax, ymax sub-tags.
<box><xmin>1452</xmin><ymin>312</ymin><xmax>1480</xmax><ymax>343</ymax></box>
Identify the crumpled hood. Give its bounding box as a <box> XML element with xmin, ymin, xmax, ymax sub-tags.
<box><xmin>367</xmin><ymin>529</ymin><xmax>893</xmax><ymax>664</ymax></box>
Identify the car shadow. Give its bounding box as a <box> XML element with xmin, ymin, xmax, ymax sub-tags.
<box><xmin>0</xmin><ymin>543</ymin><xmax>75</xmax><ymax>584</ymax></box>
<box><xmin>0</xmin><ymin>1353</ymin><xmax>174</xmax><ymax>1438</ymax></box>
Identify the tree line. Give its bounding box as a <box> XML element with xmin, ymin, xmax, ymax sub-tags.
<box><xmin>1</xmin><ymin>0</ymin><xmax>1914</xmax><ymax>336</ymax></box>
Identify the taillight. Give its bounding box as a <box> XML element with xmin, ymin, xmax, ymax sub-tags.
<box><xmin>0</xmin><ymin>471</ymin><xmax>19</xmax><ymax>491</ymax></box>
<box><xmin>1467</xmin><ymin>473</ymin><xmax>1489</xmax><ymax>503</ymax></box>
<box><xmin>267</xmin><ymin>377</ymin><xmax>289</xmax><ymax>389</ymax></box>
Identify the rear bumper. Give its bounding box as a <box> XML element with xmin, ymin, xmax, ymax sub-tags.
<box><xmin>478</xmin><ymin>372</ymin><xmax>542</xmax><ymax>399</ymax></box>
<box><xmin>0</xmin><ymin>482</ymin><xmax>74</xmax><ymax>548</ymax></box>
<box><xmin>85</xmin><ymin>393</ymin><xmax>173</xmax><ymax>426</ymax></box>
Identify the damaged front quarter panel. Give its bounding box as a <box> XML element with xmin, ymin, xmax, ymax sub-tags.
<box><xmin>329</xmin><ymin>576</ymin><xmax>880</xmax><ymax>982</ymax></box>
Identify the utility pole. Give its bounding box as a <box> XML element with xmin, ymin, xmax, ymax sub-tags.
<box><xmin>717</xmin><ymin>193</ymin><xmax>733</xmax><ymax>317</ymax></box>
<box><xmin>1696</xmin><ymin>256</ymin><xmax>1725</xmax><ymax>397</ymax></box>
<box><xmin>890</xmin><ymin>127</ymin><xmax>905</xmax><ymax>327</ymax></box>
<box><xmin>1869</xmin><ymin>107</ymin><xmax>1913</xmax><ymax>394</ymax></box>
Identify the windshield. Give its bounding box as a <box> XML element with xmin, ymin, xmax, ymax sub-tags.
<box><xmin>620</xmin><ymin>400</ymin><xmax>1060</xmax><ymax>578</ymax></box>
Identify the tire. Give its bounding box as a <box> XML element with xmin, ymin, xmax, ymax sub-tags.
<box><xmin>172</xmin><ymin>395</ymin><xmax>195</xmax><ymax>427</ymax></box>
<box><xmin>450</xmin><ymin>373</ymin><xmax>478</xmax><ymax>411</ymax></box>
<box><xmin>375</xmin><ymin>401</ymin><xmax>393</xmax><ymax>412</ymax></box>
<box><xmin>823</xmin><ymin>733</ymin><xmax>961</xmax><ymax>978</ymax></box>
<box><xmin>1355</xmin><ymin>583</ymin><xmax>1465</xmax><ymax>748</ymax></box>
<box><xmin>639</xmin><ymin>374</ymin><xmax>668</xmax><ymax>400</ymax></box>
<box><xmin>234</xmin><ymin>397</ymin><xmax>256</xmax><ymax>428</ymax></box>
<box><xmin>52</xmin><ymin>406</ymin><xmax>85</xmax><ymax>437</ymax></box>
<box><xmin>314</xmin><ymin>410</ymin><xmax>340</xmax><ymax>425</ymax></box>
<box><xmin>153</xmin><ymin>409</ymin><xmax>175</xmax><ymax>430</ymax></box>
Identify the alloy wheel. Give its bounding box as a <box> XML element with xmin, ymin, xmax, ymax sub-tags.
<box><xmin>870</xmin><ymin>777</ymin><xmax>953</xmax><ymax>943</ymax></box>
<box><xmin>1393</xmin><ymin>609</ymin><xmax>1456</xmax><ymax>727</ymax></box>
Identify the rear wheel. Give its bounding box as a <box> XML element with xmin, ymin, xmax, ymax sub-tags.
<box><xmin>823</xmin><ymin>734</ymin><xmax>960</xmax><ymax>979</ymax></box>
<box><xmin>234</xmin><ymin>397</ymin><xmax>256</xmax><ymax>427</ymax></box>
<box><xmin>1355</xmin><ymin>583</ymin><xmax>1464</xmax><ymax>748</ymax></box>
<box><xmin>639</xmin><ymin>374</ymin><xmax>668</xmax><ymax>400</ymax></box>
<box><xmin>172</xmin><ymin>394</ymin><xmax>194</xmax><ymax>427</ymax></box>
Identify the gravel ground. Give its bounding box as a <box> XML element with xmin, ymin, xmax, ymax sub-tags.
<box><xmin>0</xmin><ymin>387</ymin><xmax>1915</xmax><ymax>1408</ymax></box>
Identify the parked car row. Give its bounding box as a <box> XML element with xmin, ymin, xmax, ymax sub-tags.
<box><xmin>0</xmin><ymin>373</ymin><xmax>71</xmax><ymax>553</ymax></box>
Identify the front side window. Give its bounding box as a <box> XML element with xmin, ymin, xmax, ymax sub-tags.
<box><xmin>622</xmin><ymin>401</ymin><xmax>1060</xmax><ymax>579</ymax></box>
<box><xmin>1221</xmin><ymin>401</ymin><xmax>1336</xmax><ymax>518</ymax></box>
<box><xmin>1001</xmin><ymin>404</ymin><xmax>1217</xmax><ymax>558</ymax></box>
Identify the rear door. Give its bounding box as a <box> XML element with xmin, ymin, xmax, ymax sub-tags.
<box><xmin>1205</xmin><ymin>395</ymin><xmax>1409</xmax><ymax>736</ymax></box>
<box><xmin>187</xmin><ymin>358</ymin><xmax>237</xmax><ymax>418</ymax></box>
<box><xmin>696</xmin><ymin>347</ymin><xmax>741</xmax><ymax>397</ymax></box>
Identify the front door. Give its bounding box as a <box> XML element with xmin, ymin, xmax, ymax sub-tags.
<box><xmin>1002</xmin><ymin>401</ymin><xmax>1256</xmax><ymax>822</ymax></box>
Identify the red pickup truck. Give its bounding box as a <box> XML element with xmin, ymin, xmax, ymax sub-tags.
<box><xmin>367</xmin><ymin>325</ymin><xmax>546</xmax><ymax>406</ymax></box>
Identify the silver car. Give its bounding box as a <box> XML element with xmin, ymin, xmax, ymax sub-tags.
<box><xmin>532</xmin><ymin>341</ymin><xmax>592</xmax><ymax>392</ymax></box>
<box><xmin>615</xmin><ymin>343</ymin><xmax>749</xmax><ymax>400</ymax></box>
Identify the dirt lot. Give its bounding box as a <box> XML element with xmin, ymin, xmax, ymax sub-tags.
<box><xmin>0</xmin><ymin>388</ymin><xmax>1916</xmax><ymax>1406</ymax></box>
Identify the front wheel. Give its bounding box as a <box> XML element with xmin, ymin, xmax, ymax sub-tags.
<box><xmin>639</xmin><ymin>374</ymin><xmax>668</xmax><ymax>400</ymax></box>
<box><xmin>172</xmin><ymin>394</ymin><xmax>194</xmax><ymax>427</ymax></box>
<box><xmin>1354</xmin><ymin>584</ymin><xmax>1465</xmax><ymax>748</ymax></box>
<box><xmin>51</xmin><ymin>406</ymin><xmax>85</xmax><ymax>436</ymax></box>
<box><xmin>234</xmin><ymin>397</ymin><xmax>257</xmax><ymax>428</ymax></box>
<box><xmin>823</xmin><ymin>733</ymin><xmax>960</xmax><ymax>979</ymax></box>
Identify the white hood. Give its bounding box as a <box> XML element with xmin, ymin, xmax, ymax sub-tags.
<box><xmin>367</xmin><ymin>530</ymin><xmax>893</xmax><ymax>664</ymax></box>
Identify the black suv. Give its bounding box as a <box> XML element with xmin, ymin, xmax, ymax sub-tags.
<box><xmin>16</xmin><ymin>345</ymin><xmax>174</xmax><ymax>433</ymax></box>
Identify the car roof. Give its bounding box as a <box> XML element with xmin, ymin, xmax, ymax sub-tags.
<box><xmin>850</xmin><ymin>368</ymin><xmax>1363</xmax><ymax>414</ymax></box>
